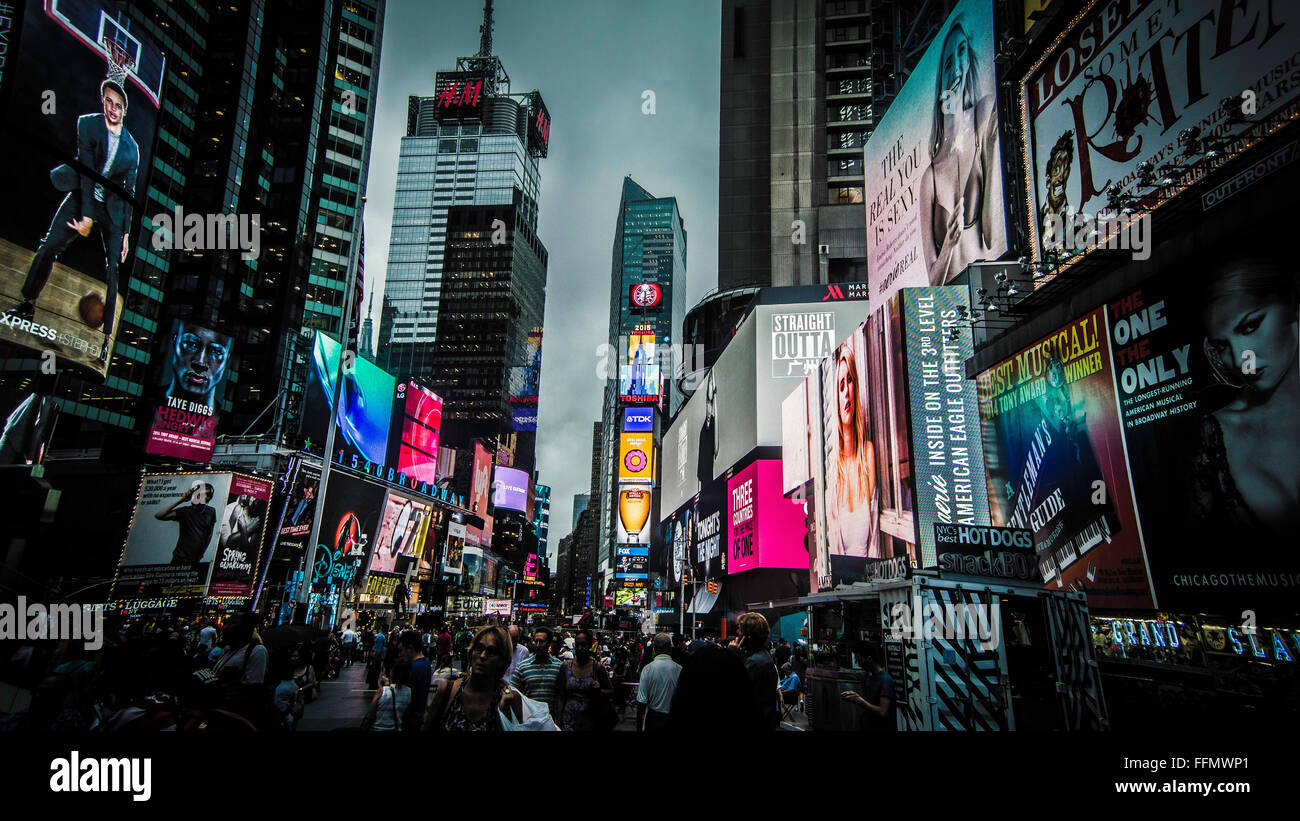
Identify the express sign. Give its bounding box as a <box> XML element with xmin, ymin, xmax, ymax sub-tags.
<box><xmin>630</xmin><ymin>283</ymin><xmax>663</xmax><ymax>309</ymax></box>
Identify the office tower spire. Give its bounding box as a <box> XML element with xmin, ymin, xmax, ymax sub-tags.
<box><xmin>478</xmin><ymin>0</ymin><xmax>494</xmax><ymax>58</ymax></box>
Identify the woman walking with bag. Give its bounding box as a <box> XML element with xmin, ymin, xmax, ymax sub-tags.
<box><xmin>558</xmin><ymin>628</ymin><xmax>615</xmax><ymax>731</ymax></box>
<box><xmin>364</xmin><ymin>660</ymin><xmax>411</xmax><ymax>731</ymax></box>
<box><xmin>423</xmin><ymin>625</ymin><xmax>523</xmax><ymax>732</ymax></box>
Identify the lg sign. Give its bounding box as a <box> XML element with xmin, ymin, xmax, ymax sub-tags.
<box><xmin>623</xmin><ymin>408</ymin><xmax>653</xmax><ymax>432</ymax></box>
<box><xmin>630</xmin><ymin>283</ymin><xmax>663</xmax><ymax>309</ymax></box>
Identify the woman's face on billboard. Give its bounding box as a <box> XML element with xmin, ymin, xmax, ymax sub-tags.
<box><xmin>941</xmin><ymin>35</ymin><xmax>969</xmax><ymax>99</ymax></box>
<box><xmin>1203</xmin><ymin>289</ymin><xmax>1298</xmax><ymax>394</ymax></box>
<box><xmin>837</xmin><ymin>357</ymin><xmax>856</xmax><ymax>429</ymax></box>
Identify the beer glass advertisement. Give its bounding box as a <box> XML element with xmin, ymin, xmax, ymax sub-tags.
<box><xmin>114</xmin><ymin>472</ymin><xmax>235</xmax><ymax>599</ymax></box>
<box><xmin>1107</xmin><ymin>259</ymin><xmax>1300</xmax><ymax>616</ymax></box>
<box><xmin>1022</xmin><ymin>0</ymin><xmax>1300</xmax><ymax>261</ymax></box>
<box><xmin>976</xmin><ymin>308</ymin><xmax>1153</xmax><ymax>608</ymax></box>
<box><xmin>900</xmin><ymin>287</ymin><xmax>990</xmax><ymax>567</ymax></box>
<box><xmin>278</xmin><ymin>461</ymin><xmax>321</xmax><ymax>553</ymax></box>
<box><xmin>312</xmin><ymin>471</ymin><xmax>386</xmax><ymax>593</ymax></box>
<box><xmin>207</xmin><ymin>474</ymin><xmax>273</xmax><ymax>599</ymax></box>
<box><xmin>145</xmin><ymin>320</ymin><xmax>234</xmax><ymax>462</ymax></box>
<box><xmin>616</xmin><ymin>482</ymin><xmax>653</xmax><ymax>547</ymax></box>
<box><xmin>0</xmin><ymin>0</ymin><xmax>166</xmax><ymax>378</ymax></box>
<box><xmin>368</xmin><ymin>492</ymin><xmax>432</xmax><ymax>575</ymax></box>
<box><xmin>864</xmin><ymin>0</ymin><xmax>1006</xmax><ymax>305</ymax></box>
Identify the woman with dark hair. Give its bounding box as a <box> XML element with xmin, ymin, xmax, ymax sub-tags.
<box><xmin>423</xmin><ymin>625</ymin><xmax>522</xmax><ymax>732</ymax></box>
<box><xmin>827</xmin><ymin>340</ymin><xmax>880</xmax><ymax>559</ymax></box>
<box><xmin>557</xmin><ymin>628</ymin><xmax>615</xmax><ymax>731</ymax></box>
<box><xmin>665</xmin><ymin>643</ymin><xmax>763</xmax><ymax>731</ymax></box>
<box><xmin>918</xmin><ymin>19</ymin><xmax>1001</xmax><ymax>284</ymax></box>
<box><xmin>1193</xmin><ymin>258</ymin><xmax>1300</xmax><ymax>533</ymax></box>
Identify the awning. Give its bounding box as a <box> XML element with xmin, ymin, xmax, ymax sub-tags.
<box><xmin>688</xmin><ymin>583</ymin><xmax>721</xmax><ymax>614</ymax></box>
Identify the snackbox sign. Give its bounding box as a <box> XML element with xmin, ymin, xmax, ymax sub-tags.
<box><xmin>934</xmin><ymin>523</ymin><xmax>1039</xmax><ymax>581</ymax></box>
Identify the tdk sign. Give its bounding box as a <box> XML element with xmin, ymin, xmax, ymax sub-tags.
<box><xmin>623</xmin><ymin>407</ymin><xmax>653</xmax><ymax>432</ymax></box>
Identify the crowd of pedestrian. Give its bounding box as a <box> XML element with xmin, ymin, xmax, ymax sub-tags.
<box><xmin>0</xmin><ymin>608</ymin><xmax>890</xmax><ymax>732</ymax></box>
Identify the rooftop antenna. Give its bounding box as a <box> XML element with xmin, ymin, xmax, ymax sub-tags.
<box><xmin>478</xmin><ymin>0</ymin><xmax>494</xmax><ymax>58</ymax></box>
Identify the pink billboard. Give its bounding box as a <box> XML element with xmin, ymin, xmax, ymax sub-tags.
<box><xmin>727</xmin><ymin>460</ymin><xmax>808</xmax><ymax>574</ymax></box>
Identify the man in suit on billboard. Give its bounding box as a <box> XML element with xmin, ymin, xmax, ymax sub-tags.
<box><xmin>7</xmin><ymin>79</ymin><xmax>139</xmax><ymax>352</ymax></box>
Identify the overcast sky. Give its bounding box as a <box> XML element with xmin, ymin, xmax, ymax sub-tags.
<box><xmin>361</xmin><ymin>0</ymin><xmax>721</xmax><ymax>565</ymax></box>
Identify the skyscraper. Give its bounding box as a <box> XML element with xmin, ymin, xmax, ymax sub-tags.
<box><xmin>595</xmin><ymin>178</ymin><xmax>686</xmax><ymax>591</ymax></box>
<box><xmin>377</xmin><ymin>2</ymin><xmax>549</xmax><ymax>469</ymax></box>
<box><xmin>718</xmin><ymin>0</ymin><xmax>892</xmax><ymax>291</ymax></box>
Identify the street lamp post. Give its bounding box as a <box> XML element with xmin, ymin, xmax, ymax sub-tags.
<box><xmin>296</xmin><ymin>196</ymin><xmax>366</xmax><ymax>626</ymax></box>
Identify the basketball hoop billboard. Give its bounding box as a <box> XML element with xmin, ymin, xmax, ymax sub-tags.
<box><xmin>0</xmin><ymin>0</ymin><xmax>167</xmax><ymax>380</ymax></box>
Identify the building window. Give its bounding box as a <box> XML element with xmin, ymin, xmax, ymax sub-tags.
<box><xmin>832</xmin><ymin>187</ymin><xmax>864</xmax><ymax>204</ymax></box>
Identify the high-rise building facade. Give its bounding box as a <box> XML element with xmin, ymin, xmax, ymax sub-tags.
<box><xmin>720</xmin><ymin>0</ymin><xmax>946</xmax><ymax>291</ymax></box>
<box><xmin>377</xmin><ymin>12</ymin><xmax>549</xmax><ymax>468</ymax></box>
<box><xmin>595</xmin><ymin>178</ymin><xmax>686</xmax><ymax>589</ymax></box>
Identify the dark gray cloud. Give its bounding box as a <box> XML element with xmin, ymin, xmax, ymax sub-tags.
<box><xmin>364</xmin><ymin>0</ymin><xmax>720</xmax><ymax>566</ymax></box>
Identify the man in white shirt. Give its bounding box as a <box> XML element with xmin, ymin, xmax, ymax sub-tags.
<box><xmin>341</xmin><ymin>626</ymin><xmax>359</xmax><ymax>667</ymax></box>
<box><xmin>637</xmin><ymin>632</ymin><xmax>682</xmax><ymax>731</ymax></box>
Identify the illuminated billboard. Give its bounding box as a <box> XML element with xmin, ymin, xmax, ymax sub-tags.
<box><xmin>523</xmin><ymin>553</ymin><xmax>540</xmax><ymax>583</ymax></box>
<box><xmin>0</xmin><ymin>0</ymin><xmax>167</xmax><ymax>379</ymax></box>
<box><xmin>491</xmin><ymin>465</ymin><xmax>530</xmax><ymax>513</ymax></box>
<box><xmin>864</xmin><ymin>0</ymin><xmax>1006</xmax><ymax>305</ymax></box>
<box><xmin>466</xmin><ymin>442</ymin><xmax>493</xmax><ymax>547</ymax></box>
<box><xmin>115</xmin><ymin>471</ymin><xmax>271</xmax><ymax>600</ymax></box>
<box><xmin>977</xmin><ymin>308</ymin><xmax>1152</xmax><ymax>609</ymax></box>
<box><xmin>368</xmin><ymin>493</ymin><xmax>432</xmax><ymax>575</ymax></box>
<box><xmin>1021</xmin><ymin>0</ymin><xmax>1300</xmax><ymax>264</ymax></box>
<box><xmin>618</xmin><ymin>432</ymin><xmax>654</xmax><ymax>482</ymax></box>
<box><xmin>615</xmin><ymin>482</ymin><xmax>653</xmax><ymax>547</ymax></box>
<box><xmin>395</xmin><ymin>380</ymin><xmax>442</xmax><ymax>485</ymax></box>
<box><xmin>619</xmin><ymin>327</ymin><xmax>660</xmax><ymax>403</ymax></box>
<box><xmin>629</xmin><ymin>283</ymin><xmax>663</xmax><ymax>310</ymax></box>
<box><xmin>304</xmin><ymin>331</ymin><xmax>395</xmax><ymax>465</ymax></box>
<box><xmin>145</xmin><ymin>320</ymin><xmax>233</xmax><ymax>462</ymax></box>
<box><xmin>726</xmin><ymin>460</ymin><xmax>807</xmax><ymax>574</ymax></box>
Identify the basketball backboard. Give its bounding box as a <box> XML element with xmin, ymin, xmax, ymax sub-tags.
<box><xmin>48</xmin><ymin>0</ymin><xmax>165</xmax><ymax>106</ymax></box>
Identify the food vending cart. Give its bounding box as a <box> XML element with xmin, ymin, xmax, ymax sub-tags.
<box><xmin>802</xmin><ymin>569</ymin><xmax>1109</xmax><ymax>731</ymax></box>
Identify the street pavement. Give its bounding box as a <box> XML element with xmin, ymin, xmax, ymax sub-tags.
<box><xmin>296</xmin><ymin>661</ymin><xmax>373</xmax><ymax>731</ymax></box>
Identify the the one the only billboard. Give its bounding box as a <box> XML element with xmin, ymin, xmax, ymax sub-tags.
<box><xmin>726</xmin><ymin>460</ymin><xmax>807</xmax><ymax>574</ymax></box>
<box><xmin>115</xmin><ymin>471</ymin><xmax>270</xmax><ymax>600</ymax></box>
<box><xmin>1021</xmin><ymin>0</ymin><xmax>1300</xmax><ymax>262</ymax></box>
<box><xmin>145</xmin><ymin>320</ymin><xmax>234</xmax><ymax>462</ymax></box>
<box><xmin>615</xmin><ymin>482</ymin><xmax>653</xmax><ymax>547</ymax></box>
<box><xmin>865</xmin><ymin>0</ymin><xmax>1006</xmax><ymax>305</ymax></box>
<box><xmin>976</xmin><ymin>308</ymin><xmax>1152</xmax><ymax>608</ymax></box>
<box><xmin>1105</xmin><ymin>258</ymin><xmax>1300</xmax><ymax>617</ymax></box>
<box><xmin>0</xmin><ymin>0</ymin><xmax>167</xmax><ymax>379</ymax></box>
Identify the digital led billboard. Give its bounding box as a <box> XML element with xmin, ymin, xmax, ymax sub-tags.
<box><xmin>368</xmin><ymin>493</ymin><xmax>432</xmax><ymax>575</ymax></box>
<box><xmin>726</xmin><ymin>460</ymin><xmax>807</xmax><ymax>574</ymax></box>
<box><xmin>619</xmin><ymin>328</ymin><xmax>660</xmax><ymax>403</ymax></box>
<box><xmin>145</xmin><ymin>320</ymin><xmax>233</xmax><ymax>462</ymax></box>
<box><xmin>491</xmin><ymin>465</ymin><xmax>530</xmax><ymax>514</ymax></box>
<box><xmin>395</xmin><ymin>380</ymin><xmax>442</xmax><ymax>485</ymax></box>
<box><xmin>0</xmin><ymin>0</ymin><xmax>167</xmax><ymax>379</ymax></box>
